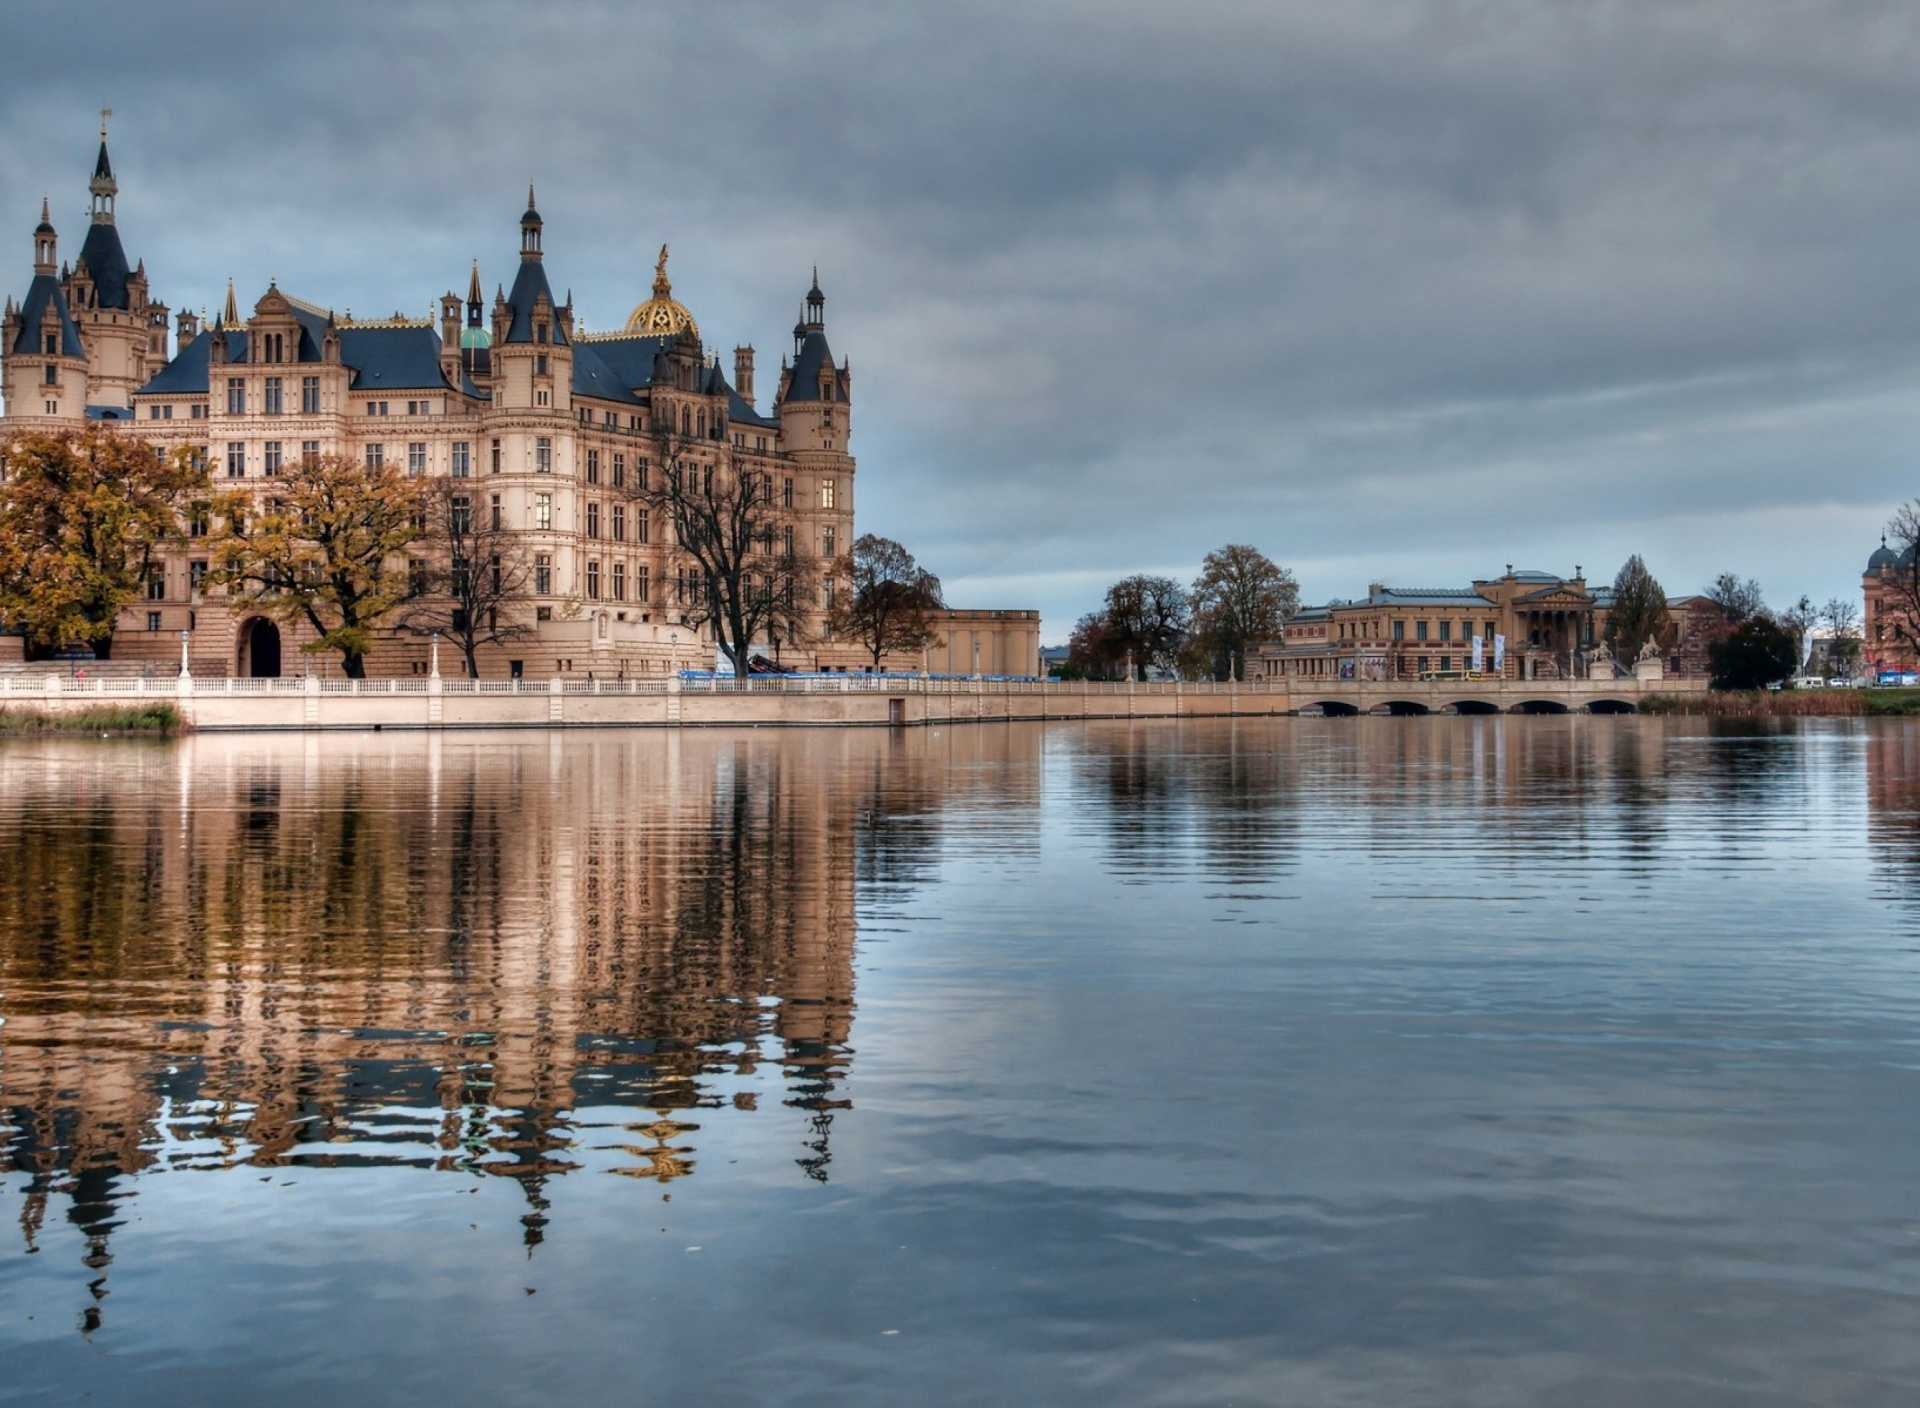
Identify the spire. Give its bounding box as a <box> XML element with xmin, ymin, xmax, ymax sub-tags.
<box><xmin>804</xmin><ymin>269</ymin><xmax>825</xmax><ymax>330</ymax></box>
<box><xmin>32</xmin><ymin>196</ymin><xmax>56</xmax><ymax>274</ymax></box>
<box><xmin>90</xmin><ymin>111</ymin><xmax>118</xmax><ymax>226</ymax></box>
<box><xmin>223</xmin><ymin>278</ymin><xmax>238</xmax><ymax>326</ymax></box>
<box><xmin>467</xmin><ymin>259</ymin><xmax>483</xmax><ymax>305</ymax></box>
<box><xmin>519</xmin><ymin>185</ymin><xmax>543</xmax><ymax>258</ymax></box>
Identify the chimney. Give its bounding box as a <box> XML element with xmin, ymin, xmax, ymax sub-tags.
<box><xmin>734</xmin><ymin>344</ymin><xmax>755</xmax><ymax>405</ymax></box>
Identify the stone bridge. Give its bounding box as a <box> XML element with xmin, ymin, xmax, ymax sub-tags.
<box><xmin>1274</xmin><ymin>676</ymin><xmax>1704</xmax><ymax>716</ymax></box>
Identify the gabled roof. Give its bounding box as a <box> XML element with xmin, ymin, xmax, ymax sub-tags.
<box><xmin>76</xmin><ymin>221</ymin><xmax>131</xmax><ymax>310</ymax></box>
<box><xmin>11</xmin><ymin>272</ymin><xmax>84</xmax><ymax>357</ymax></box>
<box><xmin>782</xmin><ymin>328</ymin><xmax>843</xmax><ymax>402</ymax></box>
<box><xmin>1512</xmin><ymin>584</ymin><xmax>1595</xmax><ymax>604</ymax></box>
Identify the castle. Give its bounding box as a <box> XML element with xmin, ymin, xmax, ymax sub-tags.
<box><xmin>0</xmin><ymin>130</ymin><xmax>1048</xmax><ymax>677</ymax></box>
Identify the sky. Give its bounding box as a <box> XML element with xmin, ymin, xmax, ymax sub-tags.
<box><xmin>5</xmin><ymin>0</ymin><xmax>1920</xmax><ymax>641</ymax></box>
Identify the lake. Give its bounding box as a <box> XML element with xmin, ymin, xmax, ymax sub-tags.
<box><xmin>3</xmin><ymin>718</ymin><xmax>1919</xmax><ymax>1406</ymax></box>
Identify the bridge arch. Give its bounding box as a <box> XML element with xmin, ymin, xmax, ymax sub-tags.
<box><xmin>1443</xmin><ymin>699</ymin><xmax>1502</xmax><ymax>715</ymax></box>
<box><xmin>1513</xmin><ymin>698</ymin><xmax>1571</xmax><ymax>715</ymax></box>
<box><xmin>1302</xmin><ymin>700</ymin><xmax>1361</xmax><ymax>717</ymax></box>
<box><xmin>1586</xmin><ymin>698</ymin><xmax>1637</xmax><ymax>714</ymax></box>
<box><xmin>1375</xmin><ymin>699</ymin><xmax>1432</xmax><ymax>716</ymax></box>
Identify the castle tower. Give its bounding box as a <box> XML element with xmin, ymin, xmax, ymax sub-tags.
<box><xmin>2</xmin><ymin>198</ymin><xmax>88</xmax><ymax>420</ymax></box>
<box><xmin>493</xmin><ymin>188</ymin><xmax>570</xmax><ymax>418</ymax></box>
<box><xmin>774</xmin><ymin>269</ymin><xmax>855</xmax><ymax>614</ymax></box>
<box><xmin>776</xmin><ymin>269</ymin><xmax>852</xmax><ymax>454</ymax></box>
<box><xmin>66</xmin><ymin>117</ymin><xmax>161</xmax><ymax>409</ymax></box>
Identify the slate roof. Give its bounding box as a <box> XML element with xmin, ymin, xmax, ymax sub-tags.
<box><xmin>76</xmin><ymin>221</ymin><xmax>131</xmax><ymax>310</ymax></box>
<box><xmin>570</xmin><ymin>338</ymin><xmax>644</xmax><ymax>406</ymax></box>
<box><xmin>11</xmin><ymin>273</ymin><xmax>84</xmax><ymax>357</ymax></box>
<box><xmin>568</xmin><ymin>334</ymin><xmax>781</xmax><ymax>425</ymax></box>
<box><xmin>338</xmin><ymin>326</ymin><xmax>447</xmax><ymax>391</ymax></box>
<box><xmin>1361</xmin><ymin>587</ymin><xmax>1495</xmax><ymax>607</ymax></box>
<box><xmin>783</xmin><ymin>328</ymin><xmax>843</xmax><ymax>402</ymax></box>
<box><xmin>135</xmin><ymin>315</ymin><xmax>452</xmax><ymax>396</ymax></box>
<box><xmin>502</xmin><ymin>258</ymin><xmax>566</xmax><ymax>345</ymax></box>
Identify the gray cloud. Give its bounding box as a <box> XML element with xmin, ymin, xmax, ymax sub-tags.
<box><xmin>7</xmin><ymin>1</ymin><xmax>1920</xmax><ymax>632</ymax></box>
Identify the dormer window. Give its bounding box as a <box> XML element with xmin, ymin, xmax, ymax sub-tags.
<box><xmin>536</xmin><ymin>322</ymin><xmax>548</xmax><ymax>344</ymax></box>
<box><xmin>44</xmin><ymin>333</ymin><xmax>56</xmax><ymax>355</ymax></box>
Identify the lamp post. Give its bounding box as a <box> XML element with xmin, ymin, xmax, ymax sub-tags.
<box><xmin>669</xmin><ymin>629</ymin><xmax>679</xmax><ymax>678</ymax></box>
<box><xmin>429</xmin><ymin>630</ymin><xmax>441</xmax><ymax>679</ymax></box>
<box><xmin>178</xmin><ymin>629</ymin><xmax>191</xmax><ymax>679</ymax></box>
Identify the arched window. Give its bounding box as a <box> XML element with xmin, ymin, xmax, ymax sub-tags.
<box><xmin>681</xmin><ymin>406</ymin><xmax>691</xmax><ymax>436</ymax></box>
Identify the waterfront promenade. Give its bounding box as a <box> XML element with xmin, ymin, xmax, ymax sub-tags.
<box><xmin>0</xmin><ymin>671</ymin><xmax>1705</xmax><ymax>730</ymax></box>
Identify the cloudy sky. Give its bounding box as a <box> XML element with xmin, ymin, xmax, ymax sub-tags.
<box><xmin>6</xmin><ymin>0</ymin><xmax>1920</xmax><ymax>638</ymax></box>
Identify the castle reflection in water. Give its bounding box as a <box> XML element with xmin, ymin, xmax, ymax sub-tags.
<box><xmin>7</xmin><ymin>715</ymin><xmax>1918</xmax><ymax>1339</ymax></box>
<box><xmin>0</xmin><ymin>727</ymin><xmax>1028</xmax><ymax>1318</ymax></box>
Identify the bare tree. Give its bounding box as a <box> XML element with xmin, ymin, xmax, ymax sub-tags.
<box><xmin>1705</xmin><ymin>572</ymin><xmax>1765</xmax><ymax>624</ymax></box>
<box><xmin>1879</xmin><ymin>501</ymin><xmax>1920</xmax><ymax>665</ymax></box>
<box><xmin>626</xmin><ymin>449</ymin><xmax>814</xmax><ymax>676</ymax></box>
<box><xmin>1104</xmin><ymin>574</ymin><xmax>1190</xmax><ymax>679</ymax></box>
<box><xmin>403</xmin><ymin>477</ymin><xmax>536</xmax><ymax>678</ymax></box>
<box><xmin>1065</xmin><ymin>610</ymin><xmax>1123</xmax><ymax>680</ymax></box>
<box><xmin>827</xmin><ymin>534</ymin><xmax>944</xmax><ymax>670</ymax></box>
<box><xmin>1820</xmin><ymin>596</ymin><xmax>1863</xmax><ymax>677</ymax></box>
<box><xmin>1188</xmin><ymin>543</ymin><xmax>1298</xmax><ymax>680</ymax></box>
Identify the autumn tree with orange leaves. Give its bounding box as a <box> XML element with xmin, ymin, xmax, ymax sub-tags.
<box><xmin>0</xmin><ymin>426</ymin><xmax>209</xmax><ymax>660</ymax></box>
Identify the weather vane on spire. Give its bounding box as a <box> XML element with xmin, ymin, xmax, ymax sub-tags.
<box><xmin>100</xmin><ymin>108</ymin><xmax>112</xmax><ymax>140</ymax></box>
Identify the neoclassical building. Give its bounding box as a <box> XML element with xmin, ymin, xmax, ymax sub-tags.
<box><xmin>2</xmin><ymin>134</ymin><xmax>882</xmax><ymax>677</ymax></box>
<box><xmin>1253</xmin><ymin>565</ymin><xmax>1727</xmax><ymax>682</ymax></box>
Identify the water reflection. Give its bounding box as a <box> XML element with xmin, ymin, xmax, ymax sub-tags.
<box><xmin>0</xmin><ymin>728</ymin><xmax>1028</xmax><ymax>1329</ymax></box>
<box><xmin>3</xmin><ymin>717</ymin><xmax>1919</xmax><ymax>1406</ymax></box>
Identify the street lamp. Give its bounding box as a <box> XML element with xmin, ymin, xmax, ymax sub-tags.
<box><xmin>429</xmin><ymin>630</ymin><xmax>441</xmax><ymax>679</ymax></box>
<box><xmin>670</xmin><ymin>629</ymin><xmax>679</xmax><ymax>678</ymax></box>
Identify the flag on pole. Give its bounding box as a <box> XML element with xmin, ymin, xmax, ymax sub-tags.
<box><xmin>1493</xmin><ymin>634</ymin><xmax>1507</xmax><ymax>672</ymax></box>
<box><xmin>1471</xmin><ymin>636</ymin><xmax>1484</xmax><ymax>672</ymax></box>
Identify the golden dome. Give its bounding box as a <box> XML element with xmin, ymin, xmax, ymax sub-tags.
<box><xmin>625</xmin><ymin>244</ymin><xmax>698</xmax><ymax>338</ymax></box>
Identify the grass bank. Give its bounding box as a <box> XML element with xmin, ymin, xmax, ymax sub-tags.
<box><xmin>0</xmin><ymin>702</ymin><xmax>183</xmax><ymax>734</ymax></box>
<box><xmin>1639</xmin><ymin>689</ymin><xmax>1920</xmax><ymax>717</ymax></box>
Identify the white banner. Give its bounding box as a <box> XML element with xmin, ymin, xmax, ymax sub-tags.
<box><xmin>1471</xmin><ymin>636</ymin><xmax>1484</xmax><ymax>672</ymax></box>
<box><xmin>1493</xmin><ymin>634</ymin><xmax>1506</xmax><ymax>672</ymax></box>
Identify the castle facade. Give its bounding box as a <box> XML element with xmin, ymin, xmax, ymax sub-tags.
<box><xmin>1</xmin><ymin>133</ymin><xmax>869</xmax><ymax>677</ymax></box>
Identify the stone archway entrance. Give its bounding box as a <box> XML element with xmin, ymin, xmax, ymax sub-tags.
<box><xmin>239</xmin><ymin>618</ymin><xmax>282</xmax><ymax>678</ymax></box>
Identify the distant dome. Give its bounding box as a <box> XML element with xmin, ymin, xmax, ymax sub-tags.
<box><xmin>625</xmin><ymin>243</ymin><xmax>698</xmax><ymax>339</ymax></box>
<box><xmin>459</xmin><ymin>325</ymin><xmax>492</xmax><ymax>350</ymax></box>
